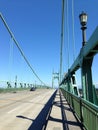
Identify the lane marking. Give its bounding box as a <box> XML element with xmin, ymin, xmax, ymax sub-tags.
<box><xmin>8</xmin><ymin>106</ymin><xmax>21</xmax><ymax>114</ymax></box>
<box><xmin>29</xmin><ymin>95</ymin><xmax>41</xmax><ymax>102</ymax></box>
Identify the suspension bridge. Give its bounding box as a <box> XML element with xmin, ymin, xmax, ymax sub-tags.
<box><xmin>0</xmin><ymin>0</ymin><xmax>98</xmax><ymax>130</ymax></box>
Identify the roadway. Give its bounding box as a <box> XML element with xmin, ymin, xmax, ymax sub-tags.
<box><xmin>0</xmin><ymin>89</ymin><xmax>55</xmax><ymax>130</ymax></box>
<box><xmin>0</xmin><ymin>88</ymin><xmax>84</xmax><ymax>130</ymax></box>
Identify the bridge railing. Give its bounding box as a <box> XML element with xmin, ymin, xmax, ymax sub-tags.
<box><xmin>60</xmin><ymin>26</ymin><xmax>98</xmax><ymax>104</ymax></box>
<box><xmin>61</xmin><ymin>88</ymin><xmax>98</xmax><ymax>130</ymax></box>
<box><xmin>60</xmin><ymin>26</ymin><xmax>98</xmax><ymax>129</ymax></box>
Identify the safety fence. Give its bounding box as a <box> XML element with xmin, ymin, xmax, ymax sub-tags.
<box><xmin>60</xmin><ymin>88</ymin><xmax>98</xmax><ymax>130</ymax></box>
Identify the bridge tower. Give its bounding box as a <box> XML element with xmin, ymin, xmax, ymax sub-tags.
<box><xmin>52</xmin><ymin>71</ymin><xmax>59</xmax><ymax>88</ymax></box>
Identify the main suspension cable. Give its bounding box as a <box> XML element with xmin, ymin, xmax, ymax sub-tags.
<box><xmin>0</xmin><ymin>13</ymin><xmax>46</xmax><ymax>86</ymax></box>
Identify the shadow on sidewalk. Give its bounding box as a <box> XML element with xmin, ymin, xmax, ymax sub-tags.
<box><xmin>53</xmin><ymin>91</ymin><xmax>72</xmax><ymax>130</ymax></box>
<box><xmin>48</xmin><ymin>90</ymin><xmax>84</xmax><ymax>130</ymax></box>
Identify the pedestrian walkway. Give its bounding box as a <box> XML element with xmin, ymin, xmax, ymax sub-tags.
<box><xmin>46</xmin><ymin>89</ymin><xmax>84</xmax><ymax>130</ymax></box>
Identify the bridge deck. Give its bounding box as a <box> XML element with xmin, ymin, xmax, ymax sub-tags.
<box><xmin>0</xmin><ymin>89</ymin><xmax>84</xmax><ymax>130</ymax></box>
<box><xmin>46</xmin><ymin>90</ymin><xmax>84</xmax><ymax>130</ymax></box>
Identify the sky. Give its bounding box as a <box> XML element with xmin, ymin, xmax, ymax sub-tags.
<box><xmin>0</xmin><ymin>0</ymin><xmax>98</xmax><ymax>87</ymax></box>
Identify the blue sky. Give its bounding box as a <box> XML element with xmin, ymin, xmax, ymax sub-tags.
<box><xmin>0</xmin><ymin>0</ymin><xmax>98</xmax><ymax>87</ymax></box>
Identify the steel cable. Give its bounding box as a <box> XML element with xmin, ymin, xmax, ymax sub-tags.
<box><xmin>72</xmin><ymin>0</ymin><xmax>76</xmax><ymax>61</ymax></box>
<box><xmin>0</xmin><ymin>13</ymin><xmax>46</xmax><ymax>86</ymax></box>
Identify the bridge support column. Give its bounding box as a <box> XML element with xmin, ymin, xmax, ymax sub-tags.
<box><xmin>81</xmin><ymin>58</ymin><xmax>98</xmax><ymax>104</ymax></box>
<box><xmin>67</xmin><ymin>70</ymin><xmax>71</xmax><ymax>92</ymax></box>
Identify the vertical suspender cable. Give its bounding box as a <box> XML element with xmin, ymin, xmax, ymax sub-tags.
<box><xmin>60</xmin><ymin>0</ymin><xmax>65</xmax><ymax>83</ymax></box>
<box><xmin>8</xmin><ymin>37</ymin><xmax>13</xmax><ymax>82</ymax></box>
<box><xmin>72</xmin><ymin>0</ymin><xmax>75</xmax><ymax>61</ymax></box>
<box><xmin>66</xmin><ymin>0</ymin><xmax>70</xmax><ymax>69</ymax></box>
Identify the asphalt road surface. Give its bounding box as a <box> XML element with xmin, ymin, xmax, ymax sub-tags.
<box><xmin>0</xmin><ymin>89</ymin><xmax>55</xmax><ymax>130</ymax></box>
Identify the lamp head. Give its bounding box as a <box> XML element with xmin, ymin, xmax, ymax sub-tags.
<box><xmin>79</xmin><ymin>11</ymin><xmax>87</xmax><ymax>26</ymax></box>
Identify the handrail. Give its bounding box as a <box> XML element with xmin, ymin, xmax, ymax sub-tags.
<box><xmin>61</xmin><ymin>88</ymin><xmax>98</xmax><ymax>130</ymax></box>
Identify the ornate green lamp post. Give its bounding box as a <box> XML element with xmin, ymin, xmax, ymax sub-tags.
<box><xmin>79</xmin><ymin>11</ymin><xmax>87</xmax><ymax>46</ymax></box>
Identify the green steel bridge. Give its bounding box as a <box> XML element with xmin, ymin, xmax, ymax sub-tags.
<box><xmin>60</xmin><ymin>26</ymin><xmax>98</xmax><ymax>130</ymax></box>
<box><xmin>52</xmin><ymin>3</ymin><xmax>98</xmax><ymax>129</ymax></box>
<box><xmin>55</xmin><ymin>1</ymin><xmax>98</xmax><ymax>129</ymax></box>
<box><xmin>0</xmin><ymin>1</ymin><xmax>98</xmax><ymax>130</ymax></box>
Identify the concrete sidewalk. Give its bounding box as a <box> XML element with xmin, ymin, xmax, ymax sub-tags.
<box><xmin>46</xmin><ymin>90</ymin><xmax>84</xmax><ymax>130</ymax></box>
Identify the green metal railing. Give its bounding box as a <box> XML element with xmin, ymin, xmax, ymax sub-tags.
<box><xmin>61</xmin><ymin>88</ymin><xmax>98</xmax><ymax>130</ymax></box>
<box><xmin>60</xmin><ymin>26</ymin><xmax>98</xmax><ymax>104</ymax></box>
<box><xmin>59</xmin><ymin>25</ymin><xmax>98</xmax><ymax>130</ymax></box>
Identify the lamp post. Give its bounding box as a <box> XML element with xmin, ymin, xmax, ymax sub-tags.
<box><xmin>79</xmin><ymin>11</ymin><xmax>87</xmax><ymax>46</ymax></box>
<box><xmin>79</xmin><ymin>12</ymin><xmax>95</xmax><ymax>103</ymax></box>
